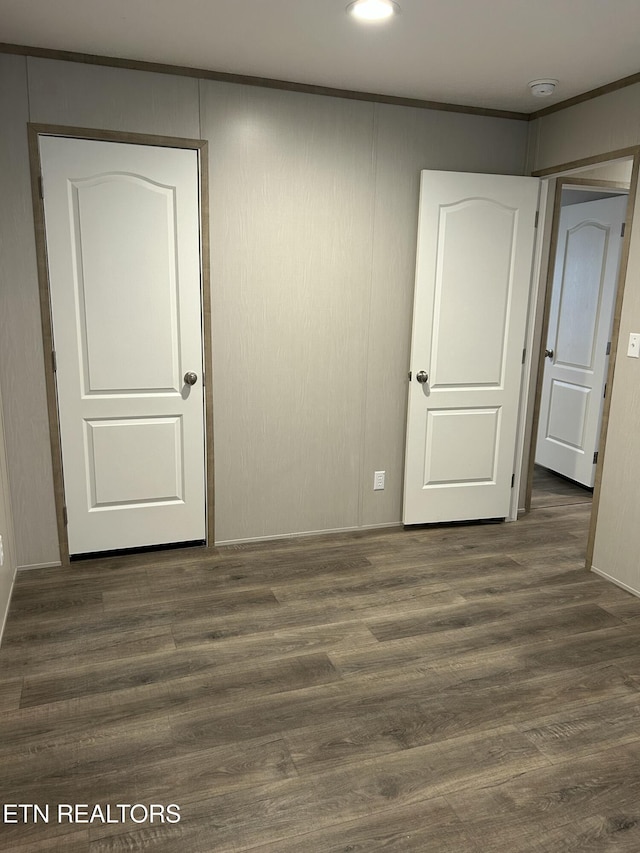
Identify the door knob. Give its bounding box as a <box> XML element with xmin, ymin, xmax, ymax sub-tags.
<box><xmin>544</xmin><ymin>349</ymin><xmax>554</xmax><ymax>359</ymax></box>
<box><xmin>184</xmin><ymin>371</ymin><xmax>198</xmax><ymax>386</ymax></box>
<box><xmin>416</xmin><ymin>370</ymin><xmax>429</xmax><ymax>384</ymax></box>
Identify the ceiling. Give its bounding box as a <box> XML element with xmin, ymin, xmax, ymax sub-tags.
<box><xmin>2</xmin><ymin>0</ymin><xmax>640</xmax><ymax>114</ymax></box>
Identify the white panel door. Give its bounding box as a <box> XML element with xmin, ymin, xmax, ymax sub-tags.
<box><xmin>535</xmin><ymin>195</ymin><xmax>627</xmax><ymax>487</ymax></box>
<box><xmin>39</xmin><ymin>135</ymin><xmax>206</xmax><ymax>555</ymax></box>
<box><xmin>403</xmin><ymin>171</ymin><xmax>539</xmax><ymax>524</ymax></box>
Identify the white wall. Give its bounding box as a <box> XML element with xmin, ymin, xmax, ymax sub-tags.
<box><xmin>0</xmin><ymin>52</ymin><xmax>529</xmax><ymax>562</ymax></box>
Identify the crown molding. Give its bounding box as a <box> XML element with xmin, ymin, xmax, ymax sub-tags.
<box><xmin>0</xmin><ymin>41</ymin><xmax>530</xmax><ymax>122</ymax></box>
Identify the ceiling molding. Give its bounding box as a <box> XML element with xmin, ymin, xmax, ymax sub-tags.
<box><xmin>0</xmin><ymin>41</ymin><xmax>530</xmax><ymax>122</ymax></box>
<box><xmin>530</xmin><ymin>70</ymin><xmax>640</xmax><ymax>120</ymax></box>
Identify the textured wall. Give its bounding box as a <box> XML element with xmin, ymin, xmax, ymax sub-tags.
<box><xmin>28</xmin><ymin>57</ymin><xmax>201</xmax><ymax>138</ymax></box>
<box><xmin>0</xmin><ymin>55</ymin><xmax>59</xmax><ymax>568</ymax></box>
<box><xmin>0</xmin><ymin>54</ymin><xmax>529</xmax><ymax>561</ymax></box>
<box><xmin>578</xmin><ymin>161</ymin><xmax>633</xmax><ymax>183</ymax></box>
<box><xmin>591</xmin><ymin>181</ymin><xmax>640</xmax><ymax>593</ymax></box>
<box><xmin>201</xmin><ymin>82</ymin><xmax>375</xmax><ymax>541</ymax></box>
<box><xmin>202</xmin><ymin>85</ymin><xmax>528</xmax><ymax>542</ymax></box>
<box><xmin>0</xmin><ymin>378</ymin><xmax>17</xmax><ymax>638</ymax></box>
<box><xmin>530</xmin><ymin>84</ymin><xmax>640</xmax><ymax>174</ymax></box>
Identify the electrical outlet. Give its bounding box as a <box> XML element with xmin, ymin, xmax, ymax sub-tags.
<box><xmin>0</xmin><ymin>534</ymin><xmax>4</xmax><ymax>567</ymax></box>
<box><xmin>374</xmin><ymin>471</ymin><xmax>385</xmax><ymax>490</ymax></box>
<box><xmin>628</xmin><ymin>333</ymin><xmax>640</xmax><ymax>358</ymax></box>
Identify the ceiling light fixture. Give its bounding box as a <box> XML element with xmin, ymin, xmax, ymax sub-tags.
<box><xmin>347</xmin><ymin>0</ymin><xmax>401</xmax><ymax>22</ymax></box>
<box><xmin>528</xmin><ymin>79</ymin><xmax>558</xmax><ymax>98</ymax></box>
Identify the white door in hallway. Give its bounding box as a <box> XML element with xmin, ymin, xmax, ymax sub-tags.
<box><xmin>535</xmin><ymin>194</ymin><xmax>627</xmax><ymax>487</ymax></box>
<box><xmin>39</xmin><ymin>135</ymin><xmax>206</xmax><ymax>555</ymax></box>
<box><xmin>403</xmin><ymin>170</ymin><xmax>539</xmax><ymax>525</ymax></box>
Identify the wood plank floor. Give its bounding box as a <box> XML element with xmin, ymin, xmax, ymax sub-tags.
<box><xmin>2</xmin><ymin>489</ymin><xmax>640</xmax><ymax>851</ymax></box>
<box><xmin>531</xmin><ymin>464</ymin><xmax>593</xmax><ymax>509</ymax></box>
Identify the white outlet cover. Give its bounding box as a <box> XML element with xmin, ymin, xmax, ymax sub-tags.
<box><xmin>628</xmin><ymin>332</ymin><xmax>640</xmax><ymax>358</ymax></box>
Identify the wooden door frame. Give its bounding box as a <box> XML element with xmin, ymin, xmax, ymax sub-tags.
<box><xmin>27</xmin><ymin>123</ymin><xmax>215</xmax><ymax>566</ymax></box>
<box><xmin>523</xmin><ymin>147</ymin><xmax>640</xmax><ymax>568</ymax></box>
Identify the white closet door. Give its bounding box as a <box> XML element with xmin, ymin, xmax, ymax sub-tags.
<box><xmin>40</xmin><ymin>135</ymin><xmax>206</xmax><ymax>555</ymax></box>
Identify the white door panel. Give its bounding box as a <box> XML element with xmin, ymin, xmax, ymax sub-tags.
<box><xmin>85</xmin><ymin>417</ymin><xmax>184</xmax><ymax>506</ymax></box>
<box><xmin>40</xmin><ymin>136</ymin><xmax>206</xmax><ymax>555</ymax></box>
<box><xmin>404</xmin><ymin>171</ymin><xmax>539</xmax><ymax>525</ymax></box>
<box><xmin>536</xmin><ymin>195</ymin><xmax>626</xmax><ymax>487</ymax></box>
<box><xmin>74</xmin><ymin>174</ymin><xmax>181</xmax><ymax>392</ymax></box>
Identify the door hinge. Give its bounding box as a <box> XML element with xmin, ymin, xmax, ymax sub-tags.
<box><xmin>522</xmin><ymin>348</ymin><xmax>526</xmax><ymax>364</ymax></box>
<box><xmin>62</xmin><ymin>505</ymin><xmax>68</xmax><ymax>526</ymax></box>
<box><xmin>606</xmin><ymin>341</ymin><xmax>611</xmax><ymax>355</ymax></box>
<box><xmin>534</xmin><ymin>210</ymin><xmax>539</xmax><ymax>228</ymax></box>
<box><xmin>51</xmin><ymin>350</ymin><xmax>57</xmax><ymax>372</ymax></box>
<box><xmin>593</xmin><ymin>451</ymin><xmax>598</xmax><ymax>464</ymax></box>
<box><xmin>408</xmin><ymin>371</ymin><xmax>412</xmax><ymax>381</ymax></box>
<box><xmin>511</xmin><ymin>473</ymin><xmax>515</xmax><ymax>488</ymax></box>
<box><xmin>622</xmin><ymin>222</ymin><xmax>626</xmax><ymax>238</ymax></box>
<box><xmin>38</xmin><ymin>175</ymin><xmax>44</xmax><ymax>199</ymax></box>
<box><xmin>604</xmin><ymin>383</ymin><xmax>607</xmax><ymax>399</ymax></box>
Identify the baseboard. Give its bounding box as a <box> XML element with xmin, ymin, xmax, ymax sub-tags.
<box><xmin>215</xmin><ymin>521</ymin><xmax>403</xmax><ymax>547</ymax></box>
<box><xmin>17</xmin><ymin>560</ymin><xmax>63</xmax><ymax>571</ymax></box>
<box><xmin>591</xmin><ymin>564</ymin><xmax>640</xmax><ymax>599</ymax></box>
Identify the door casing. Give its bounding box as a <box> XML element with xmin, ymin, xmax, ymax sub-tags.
<box><xmin>28</xmin><ymin>123</ymin><xmax>214</xmax><ymax>566</ymax></box>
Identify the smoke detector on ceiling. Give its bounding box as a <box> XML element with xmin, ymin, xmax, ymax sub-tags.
<box><xmin>528</xmin><ymin>79</ymin><xmax>558</xmax><ymax>98</ymax></box>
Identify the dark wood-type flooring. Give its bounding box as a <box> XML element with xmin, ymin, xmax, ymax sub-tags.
<box><xmin>531</xmin><ymin>464</ymin><xmax>593</xmax><ymax>509</ymax></box>
<box><xmin>3</xmin><ymin>474</ymin><xmax>640</xmax><ymax>851</ymax></box>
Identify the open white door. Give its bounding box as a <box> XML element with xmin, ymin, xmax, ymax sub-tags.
<box><xmin>403</xmin><ymin>171</ymin><xmax>539</xmax><ymax>525</ymax></box>
<box><xmin>535</xmin><ymin>194</ymin><xmax>627</xmax><ymax>487</ymax></box>
<box><xmin>40</xmin><ymin>136</ymin><xmax>206</xmax><ymax>555</ymax></box>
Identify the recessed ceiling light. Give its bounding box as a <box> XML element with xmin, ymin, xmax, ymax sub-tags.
<box><xmin>347</xmin><ymin>0</ymin><xmax>401</xmax><ymax>22</ymax></box>
<box><xmin>528</xmin><ymin>79</ymin><xmax>558</xmax><ymax>97</ymax></box>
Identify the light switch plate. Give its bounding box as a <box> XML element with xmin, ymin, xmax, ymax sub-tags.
<box><xmin>628</xmin><ymin>333</ymin><xmax>640</xmax><ymax>358</ymax></box>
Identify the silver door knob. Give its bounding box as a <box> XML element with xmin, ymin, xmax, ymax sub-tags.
<box><xmin>545</xmin><ymin>349</ymin><xmax>554</xmax><ymax>359</ymax></box>
<box><xmin>416</xmin><ymin>370</ymin><xmax>429</xmax><ymax>384</ymax></box>
<box><xmin>184</xmin><ymin>371</ymin><xmax>198</xmax><ymax>386</ymax></box>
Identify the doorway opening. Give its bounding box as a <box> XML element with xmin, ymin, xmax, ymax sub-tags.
<box><xmin>525</xmin><ymin>155</ymin><xmax>635</xmax><ymax>556</ymax></box>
